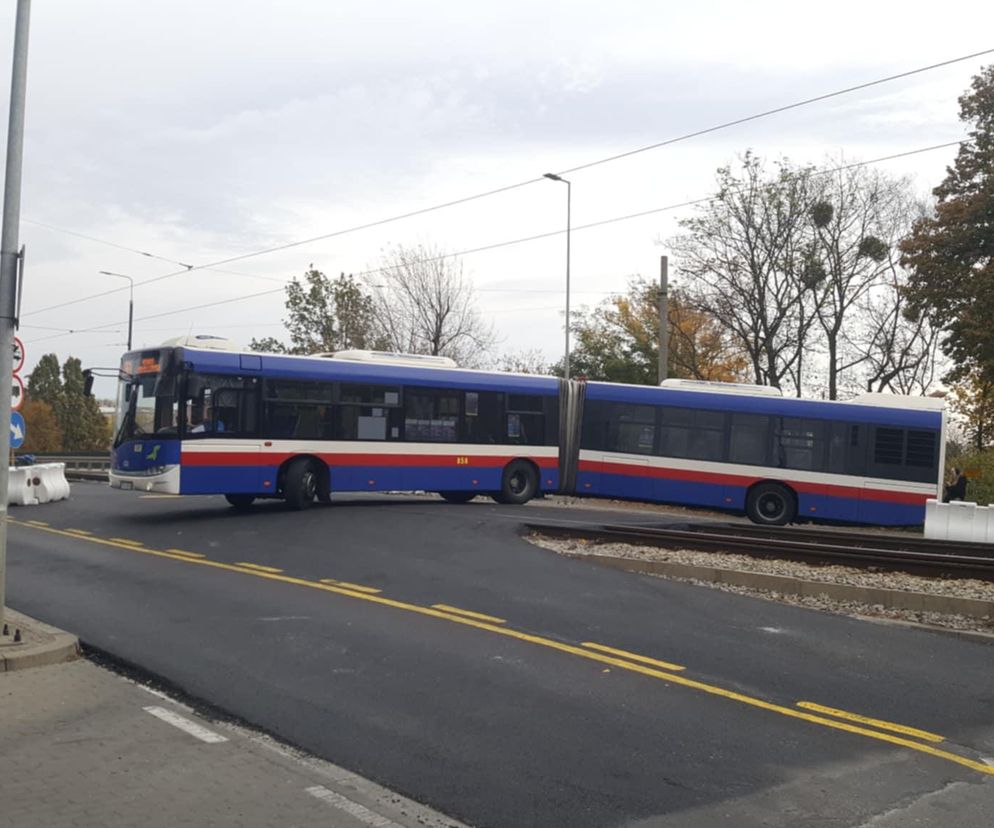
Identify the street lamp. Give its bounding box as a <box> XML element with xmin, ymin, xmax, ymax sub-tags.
<box><xmin>543</xmin><ymin>173</ymin><xmax>571</xmax><ymax>378</ymax></box>
<box><xmin>99</xmin><ymin>270</ymin><xmax>134</xmax><ymax>350</ymax></box>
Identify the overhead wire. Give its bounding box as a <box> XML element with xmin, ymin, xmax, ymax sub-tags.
<box><xmin>25</xmin><ymin>138</ymin><xmax>963</xmax><ymax>346</ymax></box>
<box><xmin>20</xmin><ymin>48</ymin><xmax>991</xmax><ymax>320</ymax></box>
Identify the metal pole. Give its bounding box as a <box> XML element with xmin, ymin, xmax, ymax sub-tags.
<box><xmin>0</xmin><ymin>0</ymin><xmax>32</xmax><ymax>632</ymax></box>
<box><xmin>543</xmin><ymin>173</ymin><xmax>572</xmax><ymax>378</ymax></box>
<box><xmin>658</xmin><ymin>255</ymin><xmax>668</xmax><ymax>383</ymax></box>
<box><xmin>564</xmin><ymin>179</ymin><xmax>571</xmax><ymax>380</ymax></box>
<box><xmin>127</xmin><ymin>291</ymin><xmax>133</xmax><ymax>351</ymax></box>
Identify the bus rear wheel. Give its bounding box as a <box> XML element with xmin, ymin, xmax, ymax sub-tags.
<box><xmin>439</xmin><ymin>491</ymin><xmax>476</xmax><ymax>504</ymax></box>
<box><xmin>746</xmin><ymin>482</ymin><xmax>796</xmax><ymax>526</ymax></box>
<box><xmin>492</xmin><ymin>460</ymin><xmax>538</xmax><ymax>505</ymax></box>
<box><xmin>225</xmin><ymin>494</ymin><xmax>255</xmax><ymax>510</ymax></box>
<box><xmin>284</xmin><ymin>459</ymin><xmax>318</xmax><ymax>510</ymax></box>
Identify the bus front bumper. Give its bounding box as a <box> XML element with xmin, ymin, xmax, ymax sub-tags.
<box><xmin>109</xmin><ymin>465</ymin><xmax>181</xmax><ymax>494</ymax></box>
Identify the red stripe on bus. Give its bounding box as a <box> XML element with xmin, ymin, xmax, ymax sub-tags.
<box><xmin>579</xmin><ymin>460</ymin><xmax>931</xmax><ymax>506</ymax></box>
<box><xmin>181</xmin><ymin>451</ymin><xmax>557</xmax><ymax>469</ymax></box>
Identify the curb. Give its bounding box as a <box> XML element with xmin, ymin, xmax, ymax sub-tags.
<box><xmin>562</xmin><ymin>551</ymin><xmax>994</xmax><ymax>623</ymax></box>
<box><xmin>0</xmin><ymin>608</ymin><xmax>81</xmax><ymax>672</ymax></box>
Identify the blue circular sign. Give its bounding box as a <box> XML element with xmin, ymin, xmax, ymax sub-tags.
<box><xmin>10</xmin><ymin>410</ymin><xmax>26</xmax><ymax>449</ymax></box>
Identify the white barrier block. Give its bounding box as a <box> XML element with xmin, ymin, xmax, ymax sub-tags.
<box><xmin>923</xmin><ymin>498</ymin><xmax>946</xmax><ymax>539</ymax></box>
<box><xmin>946</xmin><ymin>500</ymin><xmax>979</xmax><ymax>542</ymax></box>
<box><xmin>7</xmin><ymin>466</ymin><xmax>38</xmax><ymax>506</ymax></box>
<box><xmin>971</xmin><ymin>505</ymin><xmax>992</xmax><ymax>544</ymax></box>
<box><xmin>35</xmin><ymin>463</ymin><xmax>71</xmax><ymax>503</ymax></box>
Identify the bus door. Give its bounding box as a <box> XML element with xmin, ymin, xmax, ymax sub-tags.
<box><xmin>182</xmin><ymin>377</ymin><xmax>264</xmax><ymax>495</ymax></box>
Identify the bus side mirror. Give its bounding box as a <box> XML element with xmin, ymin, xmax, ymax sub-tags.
<box><xmin>83</xmin><ymin>369</ymin><xmax>94</xmax><ymax>397</ymax></box>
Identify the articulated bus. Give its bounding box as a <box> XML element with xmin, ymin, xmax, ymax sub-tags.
<box><xmin>109</xmin><ymin>337</ymin><xmax>945</xmax><ymax>526</ymax></box>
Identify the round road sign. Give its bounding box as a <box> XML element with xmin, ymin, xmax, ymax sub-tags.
<box><xmin>13</xmin><ymin>336</ymin><xmax>24</xmax><ymax>374</ymax></box>
<box><xmin>10</xmin><ymin>410</ymin><xmax>25</xmax><ymax>449</ymax></box>
<box><xmin>12</xmin><ymin>373</ymin><xmax>25</xmax><ymax>412</ymax></box>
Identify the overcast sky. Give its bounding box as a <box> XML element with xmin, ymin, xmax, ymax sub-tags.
<box><xmin>2</xmin><ymin>0</ymin><xmax>993</xmax><ymax>394</ymax></box>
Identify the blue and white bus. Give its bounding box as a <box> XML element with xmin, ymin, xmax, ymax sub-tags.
<box><xmin>110</xmin><ymin>338</ymin><xmax>562</xmax><ymax>509</ymax></box>
<box><xmin>109</xmin><ymin>338</ymin><xmax>945</xmax><ymax>526</ymax></box>
<box><xmin>574</xmin><ymin>379</ymin><xmax>945</xmax><ymax>527</ymax></box>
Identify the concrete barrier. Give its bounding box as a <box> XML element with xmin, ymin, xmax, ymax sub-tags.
<box><xmin>924</xmin><ymin>498</ymin><xmax>994</xmax><ymax>543</ymax></box>
<box><xmin>7</xmin><ymin>466</ymin><xmax>38</xmax><ymax>506</ymax></box>
<box><xmin>6</xmin><ymin>463</ymin><xmax>70</xmax><ymax>506</ymax></box>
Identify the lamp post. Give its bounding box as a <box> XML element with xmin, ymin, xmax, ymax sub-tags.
<box><xmin>543</xmin><ymin>173</ymin><xmax>571</xmax><ymax>379</ymax></box>
<box><xmin>99</xmin><ymin>270</ymin><xmax>134</xmax><ymax>350</ymax></box>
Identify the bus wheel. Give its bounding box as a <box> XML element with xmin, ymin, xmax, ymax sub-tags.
<box><xmin>746</xmin><ymin>483</ymin><xmax>796</xmax><ymax>526</ymax></box>
<box><xmin>284</xmin><ymin>459</ymin><xmax>318</xmax><ymax>510</ymax></box>
<box><xmin>224</xmin><ymin>494</ymin><xmax>255</xmax><ymax>510</ymax></box>
<box><xmin>439</xmin><ymin>491</ymin><xmax>476</xmax><ymax>504</ymax></box>
<box><xmin>316</xmin><ymin>466</ymin><xmax>332</xmax><ymax>505</ymax></box>
<box><xmin>493</xmin><ymin>461</ymin><xmax>538</xmax><ymax>505</ymax></box>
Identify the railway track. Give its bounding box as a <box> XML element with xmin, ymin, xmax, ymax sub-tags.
<box><xmin>524</xmin><ymin>520</ymin><xmax>994</xmax><ymax>581</ymax></box>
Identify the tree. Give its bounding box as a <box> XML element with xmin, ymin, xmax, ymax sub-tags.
<box><xmin>27</xmin><ymin>353</ymin><xmax>63</xmax><ymax>406</ymax></box>
<box><xmin>370</xmin><ymin>243</ymin><xmax>496</xmax><ymax>367</ymax></box>
<box><xmin>555</xmin><ymin>278</ymin><xmax>748</xmax><ymax>384</ymax></box>
<box><xmin>497</xmin><ymin>349</ymin><xmax>552</xmax><ymax>375</ymax></box>
<box><xmin>20</xmin><ymin>397</ymin><xmax>62</xmax><ymax>452</ymax></box>
<box><xmin>949</xmin><ymin>371</ymin><xmax>994</xmax><ymax>451</ymax></box>
<box><xmin>26</xmin><ymin>354</ymin><xmax>110</xmax><ymax>451</ymax></box>
<box><xmin>901</xmin><ymin>65</ymin><xmax>994</xmax><ymax>383</ymax></box>
<box><xmin>60</xmin><ymin>357</ymin><xmax>111</xmax><ymax>451</ymax></box>
<box><xmin>802</xmin><ymin>164</ymin><xmax>922</xmax><ymax>399</ymax></box>
<box><xmin>250</xmin><ymin>269</ymin><xmax>381</xmax><ymax>355</ymax></box>
<box><xmin>669</xmin><ymin>153</ymin><xmax>817</xmax><ymax>393</ymax></box>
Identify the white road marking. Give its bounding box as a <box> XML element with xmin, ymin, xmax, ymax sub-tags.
<box><xmin>143</xmin><ymin>706</ymin><xmax>228</xmax><ymax>743</ymax></box>
<box><xmin>983</xmin><ymin>757</ymin><xmax>994</xmax><ymax>766</ymax></box>
<box><xmin>759</xmin><ymin>627</ymin><xmax>785</xmax><ymax>634</ymax></box>
<box><xmin>305</xmin><ymin>785</ymin><xmax>402</xmax><ymax>827</ymax></box>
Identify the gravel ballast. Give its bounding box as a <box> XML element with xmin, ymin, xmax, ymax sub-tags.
<box><xmin>530</xmin><ymin>535</ymin><xmax>994</xmax><ymax>635</ymax></box>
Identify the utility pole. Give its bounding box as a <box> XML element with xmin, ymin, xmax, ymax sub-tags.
<box><xmin>657</xmin><ymin>255</ymin><xmax>669</xmax><ymax>384</ymax></box>
<box><xmin>0</xmin><ymin>0</ymin><xmax>32</xmax><ymax>632</ymax></box>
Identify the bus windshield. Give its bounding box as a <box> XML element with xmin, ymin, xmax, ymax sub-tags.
<box><xmin>114</xmin><ymin>350</ymin><xmax>180</xmax><ymax>446</ymax></box>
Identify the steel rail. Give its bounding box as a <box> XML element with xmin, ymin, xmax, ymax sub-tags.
<box><xmin>524</xmin><ymin>522</ymin><xmax>994</xmax><ymax>581</ymax></box>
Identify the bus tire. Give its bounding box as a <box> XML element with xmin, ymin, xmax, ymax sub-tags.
<box><xmin>746</xmin><ymin>482</ymin><xmax>796</xmax><ymax>526</ymax></box>
<box><xmin>316</xmin><ymin>465</ymin><xmax>332</xmax><ymax>504</ymax></box>
<box><xmin>284</xmin><ymin>458</ymin><xmax>318</xmax><ymax>510</ymax></box>
<box><xmin>225</xmin><ymin>494</ymin><xmax>255</xmax><ymax>510</ymax></box>
<box><xmin>492</xmin><ymin>460</ymin><xmax>538</xmax><ymax>505</ymax></box>
<box><xmin>439</xmin><ymin>491</ymin><xmax>476</xmax><ymax>504</ymax></box>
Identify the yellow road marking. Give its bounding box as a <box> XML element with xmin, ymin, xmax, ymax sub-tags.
<box><xmin>581</xmin><ymin>642</ymin><xmax>685</xmax><ymax>672</ymax></box>
<box><xmin>140</xmin><ymin>494</ymin><xmax>181</xmax><ymax>499</ymax></box>
<box><xmin>320</xmin><ymin>579</ymin><xmax>381</xmax><ymax>594</ymax></box>
<box><xmin>10</xmin><ymin>518</ymin><xmax>993</xmax><ymax>778</ymax></box>
<box><xmin>165</xmin><ymin>548</ymin><xmax>206</xmax><ymax>559</ymax></box>
<box><xmin>26</xmin><ymin>520</ymin><xmax>49</xmax><ymax>526</ymax></box>
<box><xmin>796</xmin><ymin>702</ymin><xmax>945</xmax><ymax>743</ymax></box>
<box><xmin>66</xmin><ymin>528</ymin><xmax>93</xmax><ymax>536</ymax></box>
<box><xmin>431</xmin><ymin>604</ymin><xmax>506</xmax><ymax>624</ymax></box>
<box><xmin>236</xmin><ymin>562</ymin><xmax>283</xmax><ymax>574</ymax></box>
<box><xmin>109</xmin><ymin>537</ymin><xmax>145</xmax><ymax>546</ymax></box>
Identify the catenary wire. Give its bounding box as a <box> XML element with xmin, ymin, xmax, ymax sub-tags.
<box><xmin>20</xmin><ymin>49</ymin><xmax>990</xmax><ymax>320</ymax></box>
<box><xmin>25</xmin><ymin>139</ymin><xmax>962</xmax><ymax>346</ymax></box>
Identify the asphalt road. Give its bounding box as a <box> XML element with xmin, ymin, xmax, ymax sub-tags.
<box><xmin>7</xmin><ymin>483</ymin><xmax>994</xmax><ymax>827</ymax></box>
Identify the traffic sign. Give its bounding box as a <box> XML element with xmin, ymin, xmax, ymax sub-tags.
<box><xmin>10</xmin><ymin>411</ymin><xmax>25</xmax><ymax>449</ymax></box>
<box><xmin>12</xmin><ymin>374</ymin><xmax>24</xmax><ymax>412</ymax></box>
<box><xmin>13</xmin><ymin>336</ymin><xmax>24</xmax><ymax>374</ymax></box>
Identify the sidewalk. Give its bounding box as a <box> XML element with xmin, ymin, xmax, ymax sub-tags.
<box><xmin>0</xmin><ymin>614</ymin><xmax>466</xmax><ymax>828</ymax></box>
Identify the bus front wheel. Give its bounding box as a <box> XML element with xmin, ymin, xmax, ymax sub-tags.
<box><xmin>492</xmin><ymin>461</ymin><xmax>538</xmax><ymax>505</ymax></box>
<box><xmin>745</xmin><ymin>482</ymin><xmax>796</xmax><ymax>526</ymax></box>
<box><xmin>439</xmin><ymin>491</ymin><xmax>476</xmax><ymax>504</ymax></box>
<box><xmin>284</xmin><ymin>459</ymin><xmax>318</xmax><ymax>510</ymax></box>
<box><xmin>225</xmin><ymin>494</ymin><xmax>255</xmax><ymax>510</ymax></box>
